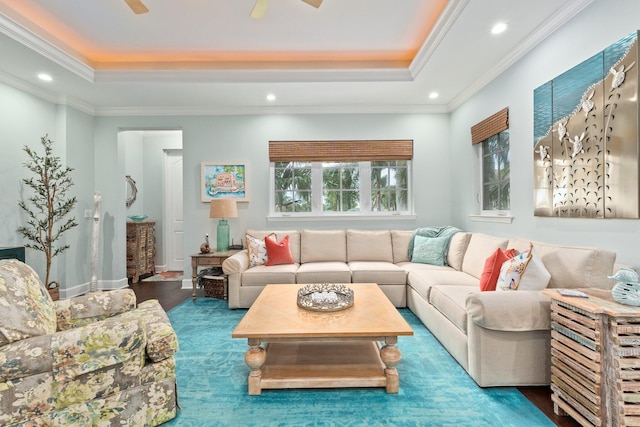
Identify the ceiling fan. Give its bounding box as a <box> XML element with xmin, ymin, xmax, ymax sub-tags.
<box><xmin>124</xmin><ymin>0</ymin><xmax>149</xmax><ymax>14</ymax></box>
<box><xmin>251</xmin><ymin>0</ymin><xmax>324</xmax><ymax>19</ymax></box>
<box><xmin>123</xmin><ymin>0</ymin><xmax>323</xmax><ymax>17</ymax></box>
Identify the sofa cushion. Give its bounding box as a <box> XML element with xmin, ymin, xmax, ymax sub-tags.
<box><xmin>391</xmin><ymin>230</ymin><xmax>413</xmax><ymax>263</ymax></box>
<box><xmin>0</xmin><ymin>260</ymin><xmax>57</xmax><ymax>346</ymax></box>
<box><xmin>241</xmin><ymin>264</ymin><xmax>298</xmax><ymax>286</ymax></box>
<box><xmin>407</xmin><ymin>269</ymin><xmax>478</xmax><ymax>300</ymax></box>
<box><xmin>265</xmin><ymin>235</ymin><xmax>295</xmax><ymax>266</ymax></box>
<box><xmin>496</xmin><ymin>244</ymin><xmax>551</xmax><ymax>291</ymax></box>
<box><xmin>448</xmin><ymin>232</ymin><xmax>471</xmax><ymax>271</ymax></box>
<box><xmin>507</xmin><ymin>237</ymin><xmax>616</xmax><ymax>289</ymax></box>
<box><xmin>461</xmin><ymin>233</ymin><xmax>509</xmax><ymax>279</ymax></box>
<box><xmin>347</xmin><ymin>230</ymin><xmax>393</xmax><ymax>262</ymax></box>
<box><xmin>296</xmin><ymin>262</ymin><xmax>351</xmax><ymax>283</ymax></box>
<box><xmin>429</xmin><ymin>285</ymin><xmax>475</xmax><ymax>334</ymax></box>
<box><xmin>247</xmin><ymin>230</ymin><xmax>301</xmax><ymax>264</ymax></box>
<box><xmin>349</xmin><ymin>261</ymin><xmax>406</xmax><ymax>284</ymax></box>
<box><xmin>301</xmin><ymin>230</ymin><xmax>347</xmax><ymax>263</ymax></box>
<box><xmin>51</xmin><ymin>317</ymin><xmax>145</xmax><ymax>381</ymax></box>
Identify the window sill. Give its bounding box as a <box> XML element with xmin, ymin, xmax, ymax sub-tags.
<box><xmin>468</xmin><ymin>213</ymin><xmax>513</xmax><ymax>224</ymax></box>
<box><xmin>268</xmin><ymin>213</ymin><xmax>416</xmax><ymax>222</ymax></box>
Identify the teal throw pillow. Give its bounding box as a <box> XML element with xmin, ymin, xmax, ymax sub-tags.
<box><xmin>411</xmin><ymin>235</ymin><xmax>448</xmax><ymax>266</ymax></box>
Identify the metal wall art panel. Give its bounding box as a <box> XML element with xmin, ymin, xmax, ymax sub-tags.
<box><xmin>533</xmin><ymin>31</ymin><xmax>639</xmax><ymax>218</ymax></box>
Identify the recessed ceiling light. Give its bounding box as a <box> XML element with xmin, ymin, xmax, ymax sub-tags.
<box><xmin>38</xmin><ymin>73</ymin><xmax>53</xmax><ymax>82</ymax></box>
<box><xmin>266</xmin><ymin>93</ymin><xmax>276</xmax><ymax>102</ymax></box>
<box><xmin>491</xmin><ymin>22</ymin><xmax>507</xmax><ymax>35</ymax></box>
<box><xmin>428</xmin><ymin>92</ymin><xmax>439</xmax><ymax>99</ymax></box>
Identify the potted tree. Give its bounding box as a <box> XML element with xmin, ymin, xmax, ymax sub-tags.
<box><xmin>17</xmin><ymin>135</ymin><xmax>78</xmax><ymax>299</ymax></box>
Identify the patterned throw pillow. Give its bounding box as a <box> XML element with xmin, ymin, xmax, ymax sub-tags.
<box><xmin>245</xmin><ymin>233</ymin><xmax>274</xmax><ymax>267</ymax></box>
<box><xmin>496</xmin><ymin>243</ymin><xmax>551</xmax><ymax>291</ymax></box>
<box><xmin>0</xmin><ymin>259</ymin><xmax>57</xmax><ymax>345</ymax></box>
<box><xmin>480</xmin><ymin>248</ymin><xmax>517</xmax><ymax>291</ymax></box>
<box><xmin>411</xmin><ymin>235</ymin><xmax>448</xmax><ymax>266</ymax></box>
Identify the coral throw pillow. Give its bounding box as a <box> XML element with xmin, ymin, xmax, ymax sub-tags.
<box><xmin>265</xmin><ymin>235</ymin><xmax>295</xmax><ymax>266</ymax></box>
<box><xmin>480</xmin><ymin>248</ymin><xmax>517</xmax><ymax>291</ymax></box>
<box><xmin>496</xmin><ymin>243</ymin><xmax>551</xmax><ymax>291</ymax></box>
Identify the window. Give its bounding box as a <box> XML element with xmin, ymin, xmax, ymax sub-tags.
<box><xmin>471</xmin><ymin>108</ymin><xmax>511</xmax><ymax>217</ymax></box>
<box><xmin>270</xmin><ymin>140</ymin><xmax>412</xmax><ymax>217</ymax></box>
<box><xmin>481</xmin><ymin>130</ymin><xmax>510</xmax><ymax>211</ymax></box>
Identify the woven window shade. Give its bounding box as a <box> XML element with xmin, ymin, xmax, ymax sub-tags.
<box><xmin>471</xmin><ymin>107</ymin><xmax>509</xmax><ymax>144</ymax></box>
<box><xmin>269</xmin><ymin>140</ymin><xmax>413</xmax><ymax>162</ymax></box>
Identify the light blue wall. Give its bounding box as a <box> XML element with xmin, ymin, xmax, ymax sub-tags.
<box><xmin>0</xmin><ymin>83</ymin><xmax>94</xmax><ymax>292</ymax></box>
<box><xmin>92</xmin><ymin>113</ymin><xmax>451</xmax><ymax>282</ymax></box>
<box><xmin>450</xmin><ymin>0</ymin><xmax>640</xmax><ymax>267</ymax></box>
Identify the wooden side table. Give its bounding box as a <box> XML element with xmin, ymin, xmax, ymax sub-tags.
<box><xmin>543</xmin><ymin>288</ymin><xmax>640</xmax><ymax>427</ymax></box>
<box><xmin>190</xmin><ymin>250</ymin><xmax>240</xmax><ymax>301</ymax></box>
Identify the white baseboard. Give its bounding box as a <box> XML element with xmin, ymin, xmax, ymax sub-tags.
<box><xmin>181</xmin><ymin>278</ymin><xmax>193</xmax><ymax>290</ymax></box>
<box><xmin>61</xmin><ymin>278</ymin><xmax>129</xmax><ymax>299</ymax></box>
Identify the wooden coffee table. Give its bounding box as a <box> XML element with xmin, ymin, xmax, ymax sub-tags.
<box><xmin>232</xmin><ymin>283</ymin><xmax>413</xmax><ymax>395</ymax></box>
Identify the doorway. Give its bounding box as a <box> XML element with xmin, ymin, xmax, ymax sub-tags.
<box><xmin>122</xmin><ymin>130</ymin><xmax>183</xmax><ymax>274</ymax></box>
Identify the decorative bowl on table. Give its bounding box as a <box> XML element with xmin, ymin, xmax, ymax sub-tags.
<box><xmin>127</xmin><ymin>215</ymin><xmax>148</xmax><ymax>222</ymax></box>
<box><xmin>297</xmin><ymin>283</ymin><xmax>354</xmax><ymax>312</ymax></box>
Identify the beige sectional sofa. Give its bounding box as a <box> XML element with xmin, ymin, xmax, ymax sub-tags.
<box><xmin>222</xmin><ymin>228</ymin><xmax>616</xmax><ymax>387</ymax></box>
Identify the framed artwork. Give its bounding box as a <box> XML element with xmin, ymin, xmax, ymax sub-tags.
<box><xmin>201</xmin><ymin>162</ymin><xmax>248</xmax><ymax>202</ymax></box>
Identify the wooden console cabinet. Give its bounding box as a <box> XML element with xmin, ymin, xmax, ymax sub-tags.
<box><xmin>126</xmin><ymin>221</ymin><xmax>156</xmax><ymax>283</ymax></box>
<box><xmin>544</xmin><ymin>288</ymin><xmax>640</xmax><ymax>427</ymax></box>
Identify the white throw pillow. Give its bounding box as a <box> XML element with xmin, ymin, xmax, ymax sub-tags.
<box><xmin>496</xmin><ymin>243</ymin><xmax>551</xmax><ymax>291</ymax></box>
<box><xmin>245</xmin><ymin>233</ymin><xmax>274</xmax><ymax>267</ymax></box>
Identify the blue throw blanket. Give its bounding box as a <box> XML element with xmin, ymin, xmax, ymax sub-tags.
<box><xmin>407</xmin><ymin>226</ymin><xmax>462</xmax><ymax>264</ymax></box>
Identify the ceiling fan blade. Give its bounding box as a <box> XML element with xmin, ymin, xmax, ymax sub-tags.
<box><xmin>250</xmin><ymin>0</ymin><xmax>269</xmax><ymax>19</ymax></box>
<box><xmin>301</xmin><ymin>0</ymin><xmax>323</xmax><ymax>8</ymax></box>
<box><xmin>124</xmin><ymin>0</ymin><xmax>149</xmax><ymax>14</ymax></box>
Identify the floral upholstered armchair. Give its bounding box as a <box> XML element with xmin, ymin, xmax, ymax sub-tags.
<box><xmin>0</xmin><ymin>259</ymin><xmax>179</xmax><ymax>426</ymax></box>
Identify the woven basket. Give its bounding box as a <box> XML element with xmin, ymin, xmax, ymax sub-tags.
<box><xmin>202</xmin><ymin>276</ymin><xmax>226</xmax><ymax>300</ymax></box>
<box><xmin>47</xmin><ymin>285</ymin><xmax>60</xmax><ymax>301</ymax></box>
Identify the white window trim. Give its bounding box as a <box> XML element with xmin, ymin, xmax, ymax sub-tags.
<box><xmin>269</xmin><ymin>162</ymin><xmax>414</xmax><ymax>218</ymax></box>
<box><xmin>470</xmin><ymin>133</ymin><xmax>513</xmax><ymax>224</ymax></box>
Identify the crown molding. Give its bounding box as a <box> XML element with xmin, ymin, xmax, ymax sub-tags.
<box><xmin>447</xmin><ymin>0</ymin><xmax>594</xmax><ymax>111</ymax></box>
<box><xmin>0</xmin><ymin>13</ymin><xmax>95</xmax><ymax>82</ymax></box>
<box><xmin>409</xmin><ymin>0</ymin><xmax>470</xmax><ymax>79</ymax></box>
<box><xmin>94</xmin><ymin>103</ymin><xmax>449</xmax><ymax>117</ymax></box>
<box><xmin>93</xmin><ymin>66</ymin><xmax>413</xmax><ymax>84</ymax></box>
<box><xmin>0</xmin><ymin>69</ymin><xmax>95</xmax><ymax>115</ymax></box>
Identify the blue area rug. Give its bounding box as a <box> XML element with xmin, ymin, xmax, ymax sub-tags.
<box><xmin>165</xmin><ymin>298</ymin><xmax>554</xmax><ymax>426</ymax></box>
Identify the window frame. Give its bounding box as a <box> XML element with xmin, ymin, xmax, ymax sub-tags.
<box><xmin>269</xmin><ymin>160</ymin><xmax>414</xmax><ymax>220</ymax></box>
<box><xmin>471</xmin><ymin>129</ymin><xmax>512</xmax><ymax>223</ymax></box>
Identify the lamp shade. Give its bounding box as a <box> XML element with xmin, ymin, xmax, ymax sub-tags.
<box><xmin>209</xmin><ymin>199</ymin><xmax>238</xmax><ymax>219</ymax></box>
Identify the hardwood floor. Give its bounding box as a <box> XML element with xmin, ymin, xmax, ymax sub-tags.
<box><xmin>130</xmin><ymin>279</ymin><xmax>580</xmax><ymax>427</ymax></box>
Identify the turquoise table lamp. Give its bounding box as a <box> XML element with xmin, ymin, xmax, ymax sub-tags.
<box><xmin>209</xmin><ymin>199</ymin><xmax>238</xmax><ymax>252</ymax></box>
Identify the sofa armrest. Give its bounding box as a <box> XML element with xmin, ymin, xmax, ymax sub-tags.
<box><xmin>116</xmin><ymin>299</ymin><xmax>179</xmax><ymax>362</ymax></box>
<box><xmin>466</xmin><ymin>291</ymin><xmax>551</xmax><ymax>331</ymax></box>
<box><xmin>55</xmin><ymin>289</ymin><xmax>137</xmax><ymax>331</ymax></box>
<box><xmin>222</xmin><ymin>249</ymin><xmax>249</xmax><ymax>275</ymax></box>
